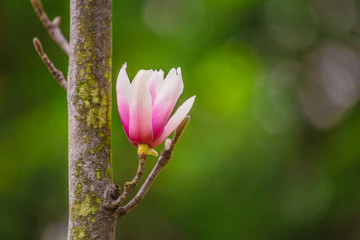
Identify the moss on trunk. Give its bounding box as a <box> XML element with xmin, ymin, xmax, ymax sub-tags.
<box><xmin>67</xmin><ymin>0</ymin><xmax>115</xmax><ymax>239</ymax></box>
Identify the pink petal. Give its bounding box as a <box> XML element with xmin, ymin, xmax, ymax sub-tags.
<box><xmin>150</xmin><ymin>95</ymin><xmax>195</xmax><ymax>148</ymax></box>
<box><xmin>116</xmin><ymin>63</ymin><xmax>131</xmax><ymax>137</ymax></box>
<box><xmin>128</xmin><ymin>70</ymin><xmax>153</xmax><ymax>143</ymax></box>
<box><xmin>151</xmin><ymin>68</ymin><xmax>184</xmax><ymax>141</ymax></box>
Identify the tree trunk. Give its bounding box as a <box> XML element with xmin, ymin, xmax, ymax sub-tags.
<box><xmin>67</xmin><ymin>0</ymin><xmax>115</xmax><ymax>239</ymax></box>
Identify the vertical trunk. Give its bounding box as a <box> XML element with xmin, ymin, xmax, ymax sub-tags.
<box><xmin>67</xmin><ymin>0</ymin><xmax>115</xmax><ymax>239</ymax></box>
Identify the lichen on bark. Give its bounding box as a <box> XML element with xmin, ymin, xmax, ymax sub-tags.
<box><xmin>67</xmin><ymin>0</ymin><xmax>115</xmax><ymax>239</ymax></box>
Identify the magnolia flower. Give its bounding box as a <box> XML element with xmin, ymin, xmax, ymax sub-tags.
<box><xmin>116</xmin><ymin>63</ymin><xmax>195</xmax><ymax>149</ymax></box>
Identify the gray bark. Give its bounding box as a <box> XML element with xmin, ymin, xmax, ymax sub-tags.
<box><xmin>67</xmin><ymin>0</ymin><xmax>115</xmax><ymax>239</ymax></box>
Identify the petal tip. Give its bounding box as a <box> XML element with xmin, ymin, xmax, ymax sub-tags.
<box><xmin>188</xmin><ymin>95</ymin><xmax>196</xmax><ymax>104</ymax></box>
<box><xmin>176</xmin><ymin>67</ymin><xmax>182</xmax><ymax>75</ymax></box>
<box><xmin>116</xmin><ymin>63</ymin><xmax>131</xmax><ymax>92</ymax></box>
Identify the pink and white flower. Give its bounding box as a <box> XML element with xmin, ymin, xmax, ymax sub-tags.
<box><xmin>116</xmin><ymin>63</ymin><xmax>195</xmax><ymax>148</ymax></box>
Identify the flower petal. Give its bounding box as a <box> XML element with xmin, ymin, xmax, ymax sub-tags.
<box><xmin>128</xmin><ymin>70</ymin><xmax>154</xmax><ymax>143</ymax></box>
<box><xmin>148</xmin><ymin>70</ymin><xmax>164</xmax><ymax>105</ymax></box>
<box><xmin>151</xmin><ymin>68</ymin><xmax>184</xmax><ymax>141</ymax></box>
<box><xmin>116</xmin><ymin>63</ymin><xmax>131</xmax><ymax>137</ymax></box>
<box><xmin>150</xmin><ymin>95</ymin><xmax>195</xmax><ymax>148</ymax></box>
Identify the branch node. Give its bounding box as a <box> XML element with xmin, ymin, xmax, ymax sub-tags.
<box><xmin>31</xmin><ymin>0</ymin><xmax>70</xmax><ymax>56</ymax></box>
<box><xmin>164</xmin><ymin>138</ymin><xmax>172</xmax><ymax>150</ymax></box>
<box><xmin>104</xmin><ymin>184</ymin><xmax>121</xmax><ymax>200</ymax></box>
<box><xmin>33</xmin><ymin>37</ymin><xmax>43</xmax><ymax>53</ymax></box>
<box><xmin>52</xmin><ymin>16</ymin><xmax>61</xmax><ymax>27</ymax></box>
<box><xmin>33</xmin><ymin>38</ymin><xmax>68</xmax><ymax>91</ymax></box>
<box><xmin>117</xmin><ymin>116</ymin><xmax>191</xmax><ymax>217</ymax></box>
<box><xmin>103</xmin><ymin>184</ymin><xmax>121</xmax><ymax>212</ymax></box>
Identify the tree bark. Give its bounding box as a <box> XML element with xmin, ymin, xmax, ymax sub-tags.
<box><xmin>67</xmin><ymin>0</ymin><xmax>114</xmax><ymax>239</ymax></box>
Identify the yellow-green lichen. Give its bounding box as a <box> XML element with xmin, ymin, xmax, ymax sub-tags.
<box><xmin>84</xmin><ymin>100</ymin><xmax>91</xmax><ymax>108</ymax></box>
<box><xmin>75</xmin><ymin>183</ymin><xmax>83</xmax><ymax>198</ymax></box>
<box><xmin>74</xmin><ymin>158</ymin><xmax>84</xmax><ymax>178</ymax></box>
<box><xmin>98</xmin><ymin>89</ymin><xmax>108</xmax><ymax>128</ymax></box>
<box><xmin>74</xmin><ymin>16</ymin><xmax>111</xmax><ymax>130</ymax></box>
<box><xmin>81</xmin><ymin>135</ymin><xmax>90</xmax><ymax>143</ymax></box>
<box><xmin>96</xmin><ymin>168</ymin><xmax>102</xmax><ymax>180</ymax></box>
<box><xmin>105</xmin><ymin>168</ymin><xmax>112</xmax><ymax>180</ymax></box>
<box><xmin>107</xmin><ymin>57</ymin><xmax>112</xmax><ymax>69</ymax></box>
<box><xmin>79</xmin><ymin>87</ymin><xmax>109</xmax><ymax>129</ymax></box>
<box><xmin>71</xmin><ymin>226</ymin><xmax>88</xmax><ymax>240</ymax></box>
<box><xmin>73</xmin><ymin>194</ymin><xmax>99</xmax><ymax>218</ymax></box>
<box><xmin>91</xmin><ymin>205</ymin><xmax>98</xmax><ymax>214</ymax></box>
<box><xmin>104</xmin><ymin>72</ymin><xmax>110</xmax><ymax>81</ymax></box>
<box><xmin>90</xmin><ymin>88</ymin><xmax>99</xmax><ymax>104</ymax></box>
<box><xmin>86</xmin><ymin>108</ymin><xmax>97</xmax><ymax>127</ymax></box>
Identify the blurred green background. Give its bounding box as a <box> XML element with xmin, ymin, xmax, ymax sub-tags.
<box><xmin>1</xmin><ymin>0</ymin><xmax>360</xmax><ymax>239</ymax></box>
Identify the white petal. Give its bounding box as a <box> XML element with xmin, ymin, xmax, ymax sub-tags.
<box><xmin>116</xmin><ymin>63</ymin><xmax>131</xmax><ymax>136</ymax></box>
<box><xmin>116</xmin><ymin>63</ymin><xmax>130</xmax><ymax>95</ymax></box>
<box><xmin>148</xmin><ymin>70</ymin><xmax>164</xmax><ymax>105</ymax></box>
<box><xmin>128</xmin><ymin>70</ymin><xmax>154</xmax><ymax>143</ymax></box>
<box><xmin>155</xmin><ymin>68</ymin><xmax>184</xmax><ymax>98</ymax></box>
<box><xmin>151</xmin><ymin>95</ymin><xmax>195</xmax><ymax>147</ymax></box>
<box><xmin>153</xmin><ymin>69</ymin><xmax>165</xmax><ymax>86</ymax></box>
<box><xmin>151</xmin><ymin>67</ymin><xmax>184</xmax><ymax>140</ymax></box>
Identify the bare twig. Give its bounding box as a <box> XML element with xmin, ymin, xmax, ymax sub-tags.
<box><xmin>167</xmin><ymin>116</ymin><xmax>190</xmax><ymax>152</ymax></box>
<box><xmin>117</xmin><ymin>116</ymin><xmax>190</xmax><ymax>217</ymax></box>
<box><xmin>31</xmin><ymin>0</ymin><xmax>70</xmax><ymax>56</ymax></box>
<box><xmin>33</xmin><ymin>38</ymin><xmax>67</xmax><ymax>90</ymax></box>
<box><xmin>114</xmin><ymin>153</ymin><xmax>147</xmax><ymax>206</ymax></box>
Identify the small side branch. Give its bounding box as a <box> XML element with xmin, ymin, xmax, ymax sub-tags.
<box><xmin>114</xmin><ymin>153</ymin><xmax>147</xmax><ymax>205</ymax></box>
<box><xmin>31</xmin><ymin>0</ymin><xmax>70</xmax><ymax>56</ymax></box>
<box><xmin>117</xmin><ymin>116</ymin><xmax>190</xmax><ymax>217</ymax></box>
<box><xmin>33</xmin><ymin>38</ymin><xmax>67</xmax><ymax>91</ymax></box>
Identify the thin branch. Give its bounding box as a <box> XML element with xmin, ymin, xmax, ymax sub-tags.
<box><xmin>168</xmin><ymin>116</ymin><xmax>190</xmax><ymax>152</ymax></box>
<box><xmin>31</xmin><ymin>0</ymin><xmax>70</xmax><ymax>56</ymax></box>
<box><xmin>117</xmin><ymin>116</ymin><xmax>190</xmax><ymax>217</ymax></box>
<box><xmin>114</xmin><ymin>153</ymin><xmax>147</xmax><ymax>206</ymax></box>
<box><xmin>33</xmin><ymin>38</ymin><xmax>67</xmax><ymax>90</ymax></box>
